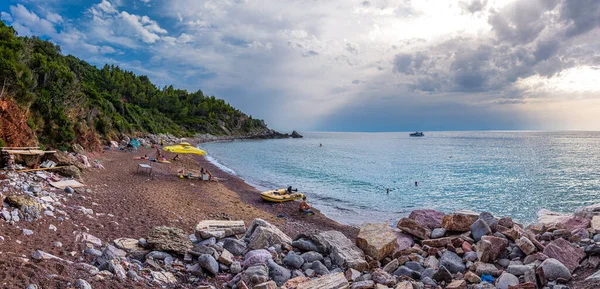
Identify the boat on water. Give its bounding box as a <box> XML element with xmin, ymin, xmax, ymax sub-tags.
<box><xmin>260</xmin><ymin>189</ymin><xmax>305</xmax><ymax>203</ymax></box>
<box><xmin>409</xmin><ymin>132</ymin><xmax>424</xmax><ymax>137</ymax></box>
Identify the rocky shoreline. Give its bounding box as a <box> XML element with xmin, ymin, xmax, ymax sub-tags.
<box><xmin>2</xmin><ymin>141</ymin><xmax>600</xmax><ymax>289</ymax></box>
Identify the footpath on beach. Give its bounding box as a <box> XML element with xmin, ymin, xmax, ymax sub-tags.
<box><xmin>1</xmin><ymin>136</ymin><xmax>600</xmax><ymax>289</ymax></box>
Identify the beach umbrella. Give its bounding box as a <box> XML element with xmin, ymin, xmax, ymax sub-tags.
<box><xmin>163</xmin><ymin>142</ymin><xmax>207</xmax><ymax>156</ymax></box>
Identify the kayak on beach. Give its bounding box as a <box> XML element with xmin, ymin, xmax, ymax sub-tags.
<box><xmin>260</xmin><ymin>189</ymin><xmax>304</xmax><ymax>203</ymax></box>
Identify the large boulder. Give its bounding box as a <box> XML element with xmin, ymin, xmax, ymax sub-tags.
<box><xmin>408</xmin><ymin>209</ymin><xmax>445</xmax><ymax>229</ymax></box>
<box><xmin>592</xmin><ymin>216</ymin><xmax>600</xmax><ymax>234</ymax></box>
<box><xmin>268</xmin><ymin>259</ymin><xmax>292</xmax><ymax>286</ymax></box>
<box><xmin>392</xmin><ymin>229</ymin><xmax>415</xmax><ymax>253</ymax></box>
<box><xmin>396</xmin><ymin>218</ymin><xmax>431</xmax><ymax>240</ymax></box>
<box><xmin>542</xmin><ymin>238</ymin><xmax>585</xmax><ymax>273</ymax></box>
<box><xmin>147</xmin><ymin>226</ymin><xmax>193</xmax><ymax>255</ymax></box>
<box><xmin>243</xmin><ymin>264</ymin><xmax>270</xmax><ymax>287</ymax></box>
<box><xmin>539</xmin><ymin>258</ymin><xmax>572</xmax><ymax>281</ymax></box>
<box><xmin>536</xmin><ymin>209</ymin><xmax>572</xmax><ymax>227</ymax></box>
<box><xmin>243</xmin><ymin>249</ymin><xmax>273</xmax><ymax>268</ymax></box>
<box><xmin>310</xmin><ymin>230</ymin><xmax>368</xmax><ymax>271</ymax></box>
<box><xmin>516</xmin><ymin>236</ymin><xmax>536</xmax><ymax>255</ymax></box>
<box><xmin>575</xmin><ymin>203</ymin><xmax>600</xmax><ymax>219</ymax></box>
<box><xmin>442</xmin><ymin>213</ymin><xmax>478</xmax><ymax>232</ymax></box>
<box><xmin>476</xmin><ymin>235</ymin><xmax>508</xmax><ymax>263</ymax></box>
<box><xmin>470</xmin><ymin>219</ymin><xmax>491</xmax><ymax>242</ymax></box>
<box><xmin>55</xmin><ymin>165</ymin><xmax>82</xmax><ymax>180</ymax></box>
<box><xmin>4</xmin><ymin>195</ymin><xmax>41</xmax><ymax>213</ymax></box>
<box><xmin>356</xmin><ymin>223</ymin><xmax>396</xmax><ymax>261</ymax></box>
<box><xmin>195</xmin><ymin>220</ymin><xmax>246</xmax><ymax>239</ymax></box>
<box><xmin>245</xmin><ymin>219</ymin><xmax>292</xmax><ymax>250</ymax></box>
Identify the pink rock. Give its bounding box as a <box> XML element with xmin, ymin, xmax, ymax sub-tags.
<box><xmin>542</xmin><ymin>238</ymin><xmax>585</xmax><ymax>273</ymax></box>
<box><xmin>408</xmin><ymin>209</ymin><xmax>445</xmax><ymax>230</ymax></box>
<box><xmin>570</xmin><ymin>228</ymin><xmax>590</xmax><ymax>241</ymax></box>
<box><xmin>392</xmin><ymin>229</ymin><xmax>415</xmax><ymax>253</ymax></box>
<box><xmin>476</xmin><ymin>236</ymin><xmax>508</xmax><ymax>263</ymax></box>
<box><xmin>442</xmin><ymin>214</ymin><xmax>478</xmax><ymax>232</ymax></box>
<box><xmin>561</xmin><ymin>217</ymin><xmax>590</xmax><ymax>232</ymax></box>
<box><xmin>396</xmin><ymin>218</ymin><xmax>431</xmax><ymax>240</ymax></box>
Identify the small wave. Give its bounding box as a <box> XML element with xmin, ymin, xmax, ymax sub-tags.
<box><xmin>205</xmin><ymin>155</ymin><xmax>237</xmax><ymax>176</ymax></box>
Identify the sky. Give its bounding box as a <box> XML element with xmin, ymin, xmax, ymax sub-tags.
<box><xmin>1</xmin><ymin>0</ymin><xmax>600</xmax><ymax>132</ymax></box>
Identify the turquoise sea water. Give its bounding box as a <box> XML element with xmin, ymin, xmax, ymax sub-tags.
<box><xmin>201</xmin><ymin>131</ymin><xmax>600</xmax><ymax>225</ymax></box>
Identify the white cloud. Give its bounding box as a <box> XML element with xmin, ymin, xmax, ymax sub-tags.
<box><xmin>46</xmin><ymin>11</ymin><xmax>63</xmax><ymax>24</ymax></box>
<box><xmin>9</xmin><ymin>4</ymin><xmax>56</xmax><ymax>36</ymax></box>
<box><xmin>119</xmin><ymin>12</ymin><xmax>167</xmax><ymax>43</ymax></box>
<box><xmin>1</xmin><ymin>11</ymin><xmax>13</xmax><ymax>22</ymax></box>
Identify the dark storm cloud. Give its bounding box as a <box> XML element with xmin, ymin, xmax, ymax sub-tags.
<box><xmin>393</xmin><ymin>0</ymin><xmax>600</xmax><ymax>95</ymax></box>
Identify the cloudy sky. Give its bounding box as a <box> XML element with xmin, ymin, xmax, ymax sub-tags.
<box><xmin>1</xmin><ymin>0</ymin><xmax>600</xmax><ymax>131</ymax></box>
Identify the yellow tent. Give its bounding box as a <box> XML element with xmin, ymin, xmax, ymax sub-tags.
<box><xmin>163</xmin><ymin>143</ymin><xmax>207</xmax><ymax>156</ymax></box>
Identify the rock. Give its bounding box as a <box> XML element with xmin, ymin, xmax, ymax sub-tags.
<box><xmin>84</xmin><ymin>248</ymin><xmax>102</xmax><ymax>257</ymax></box>
<box><xmin>310</xmin><ymin>230</ymin><xmax>369</xmax><ymax>271</ymax></box>
<box><xmin>393</xmin><ymin>266</ymin><xmax>421</xmax><ymax>279</ymax></box>
<box><xmin>245</xmin><ymin>219</ymin><xmax>292</xmax><ymax>250</ymax></box>
<box><xmin>506</xmin><ymin>264</ymin><xmax>535</xmax><ymax>276</ymax></box>
<box><xmin>423</xmin><ymin>256</ymin><xmax>439</xmax><ymax>268</ymax></box>
<box><xmin>585</xmin><ymin>244</ymin><xmax>600</xmax><ymax>255</ymax></box>
<box><xmin>515</xmin><ymin>236</ymin><xmax>536</xmax><ymax>255</ymax></box>
<box><xmin>187</xmin><ymin>263</ymin><xmax>204</xmax><ymax>277</ymax></box>
<box><xmin>350</xmin><ymin>280</ymin><xmax>375</xmax><ymax>289</ymax></box>
<box><xmin>575</xmin><ymin>203</ymin><xmax>600</xmax><ymax>219</ymax></box>
<box><xmin>107</xmin><ymin>260</ymin><xmax>126</xmax><ymax>281</ymax></box>
<box><xmin>147</xmin><ymin>250</ymin><xmax>172</xmax><ymax>260</ymax></box>
<box><xmin>479</xmin><ymin>212</ymin><xmax>499</xmax><ymax>232</ymax></box>
<box><xmin>371</xmin><ymin>268</ymin><xmax>396</xmax><ymax>287</ymax></box>
<box><xmin>195</xmin><ymin>220</ymin><xmax>246</xmax><ymax>239</ymax></box>
<box><xmin>421</xmin><ymin>236</ymin><xmax>459</xmax><ymax>248</ymax></box>
<box><xmin>465</xmin><ymin>271</ymin><xmax>481</xmax><ymax>283</ymax></box>
<box><xmin>542</xmin><ymin>238</ymin><xmax>585</xmax><ymax>273</ymax></box>
<box><xmin>356</xmin><ymin>223</ymin><xmax>397</xmax><ymax>260</ymax></box>
<box><xmin>475</xmin><ymin>262</ymin><xmax>503</xmax><ymax>277</ymax></box>
<box><xmin>590</xmin><ymin>216</ymin><xmax>600</xmax><ymax>233</ymax></box>
<box><xmin>404</xmin><ymin>261</ymin><xmax>424</xmax><ymax>272</ymax></box>
<box><xmin>562</xmin><ymin>216</ymin><xmax>591</xmax><ymax>231</ymax></box>
<box><xmin>55</xmin><ymin>165</ymin><xmax>82</xmax><ymax>180</ymax></box>
<box><xmin>383</xmin><ymin>258</ymin><xmax>400</xmax><ymax>273</ymax></box>
<box><xmin>311</xmin><ymin>260</ymin><xmax>330</xmax><ymax>275</ymax></box>
<box><xmin>283</xmin><ymin>252</ymin><xmax>305</xmax><ymax>269</ymax></box>
<box><xmin>408</xmin><ymin>209</ymin><xmax>445</xmax><ymax>229</ymax></box>
<box><xmin>292</xmin><ymin>238</ymin><xmax>319</xmax><ymax>252</ymax></box>
<box><xmin>23</xmin><ymin>229</ymin><xmax>33</xmax><ymax>235</ymax></box>
<box><xmin>254</xmin><ymin>281</ymin><xmax>278</xmax><ymax>289</ymax></box>
<box><xmin>495</xmin><ymin>272</ymin><xmax>518</xmax><ymax>289</ymax></box>
<box><xmin>243</xmin><ymin>265</ymin><xmax>270</xmax><ymax>286</ymax></box>
<box><xmin>223</xmin><ymin>238</ymin><xmax>246</xmax><ymax>255</ymax></box>
<box><xmin>442</xmin><ymin>213</ymin><xmax>478</xmax><ymax>232</ymax></box>
<box><xmin>151</xmin><ymin>271</ymin><xmax>178</xmax><ymax>284</ymax></box>
<box><xmin>268</xmin><ymin>259</ymin><xmax>292</xmax><ymax>285</ymax></box>
<box><xmin>432</xmin><ymin>266</ymin><xmax>452</xmax><ymax>283</ymax></box>
<box><xmin>477</xmin><ymin>236</ymin><xmax>509</xmax><ymax>263</ymax></box>
<box><xmin>294</xmin><ymin>272</ymin><xmax>349</xmax><ymax>289</ymax></box>
<box><xmin>74</xmin><ymin>279</ymin><xmax>92</xmax><ymax>289</ymax></box>
<box><xmin>301</xmin><ymin>251</ymin><xmax>324</xmax><ymax>263</ymax></box>
<box><xmin>217</xmin><ymin>249</ymin><xmax>234</xmax><ymax>265</ymax></box>
<box><xmin>243</xmin><ymin>249</ymin><xmax>273</xmax><ymax>268</ymax></box>
<box><xmin>440</xmin><ymin>251</ymin><xmax>466</xmax><ymax>273</ymax></box>
<box><xmin>75</xmin><ymin>232</ymin><xmax>102</xmax><ymax>247</ymax></box>
<box><xmin>394</xmin><ymin>281</ymin><xmax>413</xmax><ymax>289</ymax></box>
<box><xmin>198</xmin><ymin>254</ymin><xmax>219</xmax><ymax>275</ymax></box>
<box><xmin>147</xmin><ymin>226</ymin><xmax>193</xmax><ymax>255</ymax></box>
<box><xmin>396</xmin><ymin>218</ymin><xmax>431</xmax><ymax>240</ymax></box>
<box><xmin>585</xmin><ymin>269</ymin><xmax>600</xmax><ymax>282</ymax></box>
<box><xmin>53</xmin><ymin>241</ymin><xmax>62</xmax><ymax>247</ymax></box>
<box><xmin>4</xmin><ymin>195</ymin><xmax>41</xmax><ymax>213</ymax></box>
<box><xmin>48</xmin><ymin>225</ymin><xmax>57</xmax><ymax>231</ymax></box>
<box><xmin>539</xmin><ymin>258</ymin><xmax>572</xmax><ymax>281</ymax></box>
<box><xmin>447</xmin><ymin>280</ymin><xmax>467</xmax><ymax>289</ymax></box>
<box><xmin>226</xmin><ymin>260</ymin><xmax>241</xmax><ymax>274</ymax></box>
<box><xmin>392</xmin><ymin>229</ymin><xmax>415</xmax><ymax>253</ymax></box>
<box><xmin>470</xmin><ymin>219</ymin><xmax>492</xmax><ymax>242</ymax></box>
<box><xmin>32</xmin><ymin>250</ymin><xmax>69</xmax><ymax>262</ymax></box>
<box><xmin>113</xmin><ymin>238</ymin><xmax>142</xmax><ymax>251</ymax></box>
<box><xmin>431</xmin><ymin>228</ymin><xmax>446</xmax><ymax>239</ymax></box>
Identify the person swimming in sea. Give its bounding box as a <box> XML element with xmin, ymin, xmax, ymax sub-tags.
<box><xmin>415</xmin><ymin>181</ymin><xmax>418</xmax><ymax>187</ymax></box>
<box><xmin>319</xmin><ymin>143</ymin><xmax>323</xmax><ymax>147</ymax></box>
<box><xmin>386</xmin><ymin>188</ymin><xmax>390</xmax><ymax>194</ymax></box>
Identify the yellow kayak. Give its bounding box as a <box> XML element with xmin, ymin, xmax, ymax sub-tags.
<box><xmin>260</xmin><ymin>189</ymin><xmax>305</xmax><ymax>203</ymax></box>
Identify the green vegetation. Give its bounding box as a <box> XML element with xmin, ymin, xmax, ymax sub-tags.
<box><xmin>0</xmin><ymin>21</ymin><xmax>268</xmax><ymax>148</ymax></box>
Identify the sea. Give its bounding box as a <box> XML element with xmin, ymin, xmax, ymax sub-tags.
<box><xmin>201</xmin><ymin>131</ymin><xmax>600</xmax><ymax>226</ymax></box>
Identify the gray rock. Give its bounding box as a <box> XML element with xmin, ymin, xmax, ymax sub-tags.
<box><xmin>393</xmin><ymin>265</ymin><xmax>421</xmax><ymax>279</ymax></box>
<box><xmin>440</xmin><ymin>251</ymin><xmax>466</xmax><ymax>273</ymax></box>
<box><xmin>198</xmin><ymin>254</ymin><xmax>219</xmax><ymax>275</ymax></box>
<box><xmin>506</xmin><ymin>264</ymin><xmax>535</xmax><ymax>276</ymax></box>
<box><xmin>292</xmin><ymin>238</ymin><xmax>319</xmax><ymax>251</ymax></box>
<box><xmin>404</xmin><ymin>261</ymin><xmax>425</xmax><ymax>272</ymax></box>
<box><xmin>479</xmin><ymin>212</ymin><xmax>498</xmax><ymax>232</ymax></box>
<box><xmin>198</xmin><ymin>237</ymin><xmax>216</xmax><ymax>246</ymax></box>
<box><xmin>230</xmin><ymin>261</ymin><xmax>242</xmax><ymax>274</ymax></box>
<box><xmin>283</xmin><ymin>252</ymin><xmax>305</xmax><ymax>269</ymax></box>
<box><xmin>430</xmin><ymin>228</ymin><xmax>446</xmax><ymax>239</ymax></box>
<box><xmin>355</xmin><ymin>273</ymin><xmax>371</xmax><ymax>282</ymax></box>
<box><xmin>311</xmin><ymin>260</ymin><xmax>330</xmax><ymax>275</ymax></box>
<box><xmin>23</xmin><ymin>229</ymin><xmax>33</xmax><ymax>235</ymax></box>
<box><xmin>11</xmin><ymin>210</ymin><xmax>20</xmax><ymax>222</ymax></box>
<box><xmin>243</xmin><ymin>249</ymin><xmax>273</xmax><ymax>268</ymax></box>
<box><xmin>146</xmin><ymin>251</ymin><xmax>172</xmax><ymax>260</ymax></box>
<box><xmin>245</xmin><ymin>218</ymin><xmax>292</xmax><ymax>250</ymax></box>
<box><xmin>309</xmin><ymin>230</ymin><xmax>368</xmax><ymax>271</ymax></box>
<box><xmin>223</xmin><ymin>238</ymin><xmax>246</xmax><ymax>256</ymax></box>
<box><xmin>585</xmin><ymin>269</ymin><xmax>600</xmax><ymax>282</ymax></box>
<box><xmin>495</xmin><ymin>272</ymin><xmax>518</xmax><ymax>289</ymax></box>
<box><xmin>267</xmin><ymin>259</ymin><xmax>291</xmax><ymax>286</ymax></box>
<box><xmin>292</xmin><ymin>269</ymin><xmax>305</xmax><ymax>278</ymax></box>
<box><xmin>107</xmin><ymin>261</ymin><xmax>126</xmax><ymax>281</ymax></box>
<box><xmin>470</xmin><ymin>219</ymin><xmax>491</xmax><ymax>242</ymax></box>
<box><xmin>74</xmin><ymin>279</ymin><xmax>92</xmax><ymax>289</ymax></box>
<box><xmin>463</xmin><ymin>251</ymin><xmax>478</xmax><ymax>262</ymax></box>
<box><xmin>305</xmin><ymin>268</ymin><xmax>315</xmax><ymax>277</ymax></box>
<box><xmin>421</xmin><ymin>268</ymin><xmax>436</xmax><ymax>279</ymax></box>
<box><xmin>301</xmin><ymin>251</ymin><xmax>324</xmax><ymax>263</ymax></box>
<box><xmin>593</xmin><ymin>234</ymin><xmax>600</xmax><ymax>243</ymax></box>
<box><xmin>190</xmin><ymin>244</ymin><xmax>218</xmax><ymax>258</ymax></box>
<box><xmin>127</xmin><ymin>270</ymin><xmax>140</xmax><ymax>281</ymax></box>
<box><xmin>1</xmin><ymin>208</ymin><xmax>11</xmax><ymax>221</ymax></box>
<box><xmin>53</xmin><ymin>242</ymin><xmax>62</xmax><ymax>248</ymax></box>
<box><xmin>370</xmin><ymin>268</ymin><xmax>396</xmax><ymax>287</ymax></box>
<box><xmin>243</xmin><ymin>264</ymin><xmax>269</xmax><ymax>286</ymax></box>
<box><xmin>539</xmin><ymin>258</ymin><xmax>572</xmax><ymax>281</ymax></box>
<box><xmin>26</xmin><ymin>285</ymin><xmax>39</xmax><ymax>289</ymax></box>
<box><xmin>187</xmin><ymin>263</ymin><xmax>204</xmax><ymax>277</ymax></box>
<box><xmin>84</xmin><ymin>248</ymin><xmax>102</xmax><ymax>257</ymax></box>
<box><xmin>383</xmin><ymin>258</ymin><xmax>400</xmax><ymax>273</ymax></box>
<box><xmin>421</xmin><ymin>276</ymin><xmax>437</xmax><ymax>286</ymax></box>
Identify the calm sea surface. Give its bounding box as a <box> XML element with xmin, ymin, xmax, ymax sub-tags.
<box><xmin>201</xmin><ymin>131</ymin><xmax>600</xmax><ymax>225</ymax></box>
